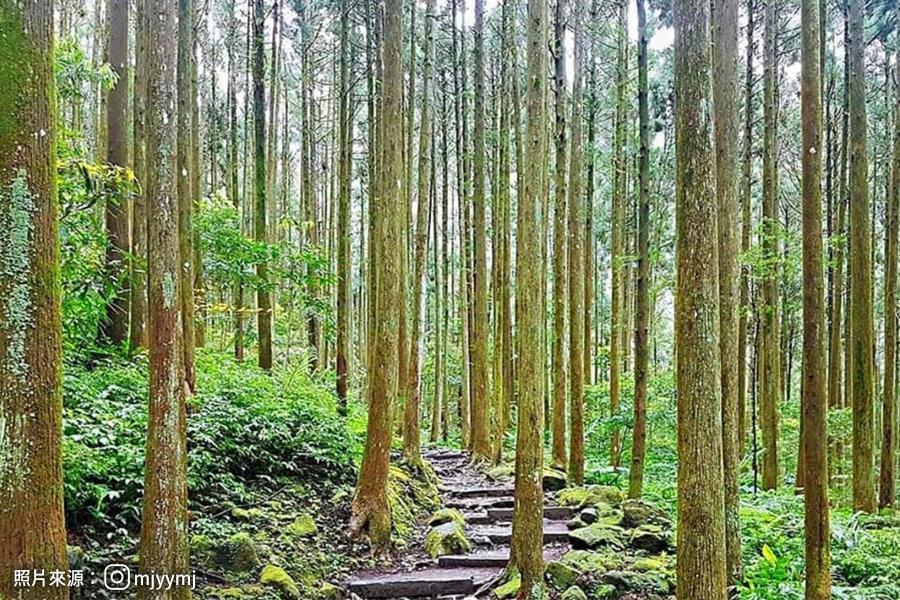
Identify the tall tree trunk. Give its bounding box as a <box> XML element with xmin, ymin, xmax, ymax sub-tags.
<box><xmin>567</xmin><ymin>0</ymin><xmax>586</xmax><ymax>486</ymax></box>
<box><xmin>673</xmin><ymin>0</ymin><xmax>728</xmax><ymax>596</ymax></box>
<box><xmin>551</xmin><ymin>0</ymin><xmax>568</xmax><ymax>472</ymax></box>
<box><xmin>137</xmin><ymin>0</ymin><xmax>190</xmax><ymax>594</ymax></box>
<box><xmin>630</xmin><ymin>0</ymin><xmax>650</xmax><ymax>500</ymax></box>
<box><xmin>191</xmin><ymin>16</ymin><xmax>204</xmax><ymax>349</ymax></box>
<box><xmin>713</xmin><ymin>0</ymin><xmax>743</xmax><ymax>584</ymax></box>
<box><xmin>510</xmin><ymin>0</ymin><xmax>547</xmax><ymax>592</ymax></box>
<box><xmin>880</xmin><ymin>5</ymin><xmax>900</xmax><ymax>510</ymax></box>
<box><xmin>760</xmin><ymin>0</ymin><xmax>781</xmax><ymax>491</ymax></box>
<box><xmin>848</xmin><ymin>0</ymin><xmax>876</xmax><ymax>513</ymax></box>
<box><xmin>177</xmin><ymin>0</ymin><xmax>196</xmax><ymax>392</ymax></box>
<box><xmin>800</xmin><ymin>0</ymin><xmax>832</xmax><ymax>594</ymax></box>
<box><xmin>336</xmin><ymin>0</ymin><xmax>353</xmax><ymax>414</ymax></box>
<box><xmin>101</xmin><ymin>0</ymin><xmax>130</xmax><ymax>347</ymax></box>
<box><xmin>584</xmin><ymin>0</ymin><xmax>599</xmax><ymax>388</ymax></box>
<box><xmin>253</xmin><ymin>0</ymin><xmax>273</xmax><ymax>370</ymax></box>
<box><xmin>0</xmin><ymin>1</ymin><xmax>70</xmax><ymax>597</ymax></box>
<box><xmin>227</xmin><ymin>0</ymin><xmax>243</xmax><ymax>362</ymax></box>
<box><xmin>131</xmin><ymin>0</ymin><xmax>149</xmax><ymax>351</ymax></box>
<box><xmin>351</xmin><ymin>0</ymin><xmax>404</xmax><ymax>556</ymax></box>
<box><xmin>609</xmin><ymin>0</ymin><xmax>628</xmax><ymax>468</ymax></box>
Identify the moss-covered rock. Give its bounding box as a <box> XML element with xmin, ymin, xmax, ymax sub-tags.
<box><xmin>569</xmin><ymin>523</ymin><xmax>627</xmax><ymax>550</ymax></box>
<box><xmin>487</xmin><ymin>463</ymin><xmax>516</xmax><ymax>480</ymax></box>
<box><xmin>424</xmin><ymin>521</ymin><xmax>472</xmax><ymax>558</ymax></box>
<box><xmin>558</xmin><ymin>486</ymin><xmax>624</xmax><ymax>509</ymax></box>
<box><xmin>231</xmin><ymin>507</ymin><xmax>265</xmax><ymax>522</ymax></box>
<box><xmin>560</xmin><ymin>550</ymin><xmax>624</xmax><ymax>575</ymax></box>
<box><xmin>630</xmin><ymin>524</ymin><xmax>673</xmax><ymax>553</ymax></box>
<box><xmin>494</xmin><ymin>574</ymin><xmax>521</xmax><ymax>599</ymax></box>
<box><xmin>560</xmin><ymin>585</ymin><xmax>588</xmax><ymax>600</ymax></box>
<box><xmin>545</xmin><ymin>560</ymin><xmax>581</xmax><ymax>589</ymax></box>
<box><xmin>632</xmin><ymin>557</ymin><xmax>666</xmax><ymax>572</ymax></box>
<box><xmin>286</xmin><ymin>514</ymin><xmax>318</xmax><ymax>538</ymax></box>
<box><xmin>588</xmin><ymin>583</ymin><xmax>617</xmax><ymax>599</ymax></box>
<box><xmin>620</xmin><ymin>499</ymin><xmax>672</xmax><ymax>529</ymax></box>
<box><xmin>543</xmin><ymin>468</ymin><xmax>568</xmax><ymax>491</ymax></box>
<box><xmin>213</xmin><ymin>532</ymin><xmax>260</xmax><ymax>574</ymax></box>
<box><xmin>259</xmin><ymin>565</ymin><xmax>301</xmax><ymax>599</ymax></box>
<box><xmin>600</xmin><ymin>569</ymin><xmax>671</xmax><ymax>595</ymax></box>
<box><xmin>67</xmin><ymin>546</ymin><xmax>85</xmax><ymax>571</ymax></box>
<box><xmin>318</xmin><ymin>581</ymin><xmax>342</xmax><ymax>599</ymax></box>
<box><xmin>429</xmin><ymin>508</ymin><xmax>466</xmax><ymax>528</ymax></box>
<box><xmin>213</xmin><ymin>588</ymin><xmax>247</xmax><ymax>599</ymax></box>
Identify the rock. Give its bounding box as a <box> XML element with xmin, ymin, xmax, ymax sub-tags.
<box><xmin>589</xmin><ymin>583</ymin><xmax>617</xmax><ymax>599</ymax></box>
<box><xmin>259</xmin><ymin>565</ymin><xmax>301</xmax><ymax>599</ymax></box>
<box><xmin>429</xmin><ymin>508</ymin><xmax>466</xmax><ymax>528</ymax></box>
<box><xmin>561</xmin><ymin>585</ymin><xmax>588</xmax><ymax>600</ymax></box>
<box><xmin>620</xmin><ymin>499</ymin><xmax>672</xmax><ymax>529</ymax></box>
<box><xmin>67</xmin><ymin>546</ymin><xmax>85</xmax><ymax>571</ymax></box>
<box><xmin>601</xmin><ymin>569</ymin><xmax>671</xmax><ymax>595</ymax></box>
<box><xmin>231</xmin><ymin>507</ymin><xmax>264</xmax><ymax>522</ymax></box>
<box><xmin>632</xmin><ymin>557</ymin><xmax>666</xmax><ymax>572</ymax></box>
<box><xmin>286</xmin><ymin>514</ymin><xmax>318</xmax><ymax>538</ymax></box>
<box><xmin>545</xmin><ymin>560</ymin><xmax>581</xmax><ymax>590</ymax></box>
<box><xmin>494</xmin><ymin>575</ymin><xmax>521</xmax><ymax>599</ymax></box>
<box><xmin>567</xmin><ymin>517</ymin><xmax>587</xmax><ymax>530</ymax></box>
<box><xmin>213</xmin><ymin>532</ymin><xmax>260</xmax><ymax>573</ymax></box>
<box><xmin>558</xmin><ymin>486</ymin><xmax>625</xmax><ymax>509</ymax></box>
<box><xmin>569</xmin><ymin>523</ymin><xmax>626</xmax><ymax>550</ymax></box>
<box><xmin>214</xmin><ymin>588</ymin><xmax>246</xmax><ymax>599</ymax></box>
<box><xmin>487</xmin><ymin>463</ymin><xmax>516</xmax><ymax>480</ymax></box>
<box><xmin>559</xmin><ymin>550</ymin><xmax>623</xmax><ymax>575</ymax></box>
<box><xmin>424</xmin><ymin>521</ymin><xmax>472</xmax><ymax>558</ymax></box>
<box><xmin>579</xmin><ymin>508</ymin><xmax>598</xmax><ymax>525</ymax></box>
<box><xmin>630</xmin><ymin>524</ymin><xmax>673</xmax><ymax>553</ymax></box>
<box><xmin>543</xmin><ymin>468</ymin><xmax>568</xmax><ymax>491</ymax></box>
<box><xmin>319</xmin><ymin>582</ymin><xmax>342</xmax><ymax>599</ymax></box>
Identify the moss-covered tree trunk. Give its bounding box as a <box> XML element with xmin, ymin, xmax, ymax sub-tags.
<box><xmin>848</xmin><ymin>0</ymin><xmax>877</xmax><ymax>514</ymax></box>
<box><xmin>137</xmin><ymin>0</ymin><xmax>190</xmax><ymax>595</ymax></box>
<box><xmin>673</xmin><ymin>0</ymin><xmax>728</xmax><ymax>596</ymax></box>
<box><xmin>130</xmin><ymin>0</ymin><xmax>149</xmax><ymax>352</ymax></box>
<box><xmin>510</xmin><ymin>0</ymin><xmax>547</xmax><ymax>594</ymax></box>
<box><xmin>760</xmin><ymin>0</ymin><xmax>781</xmax><ymax>491</ymax></box>
<box><xmin>350</xmin><ymin>0</ymin><xmax>403</xmax><ymax>555</ymax></box>
<box><xmin>800</xmin><ymin>0</ymin><xmax>832</xmax><ymax>594</ymax></box>
<box><xmin>177</xmin><ymin>0</ymin><xmax>196</xmax><ymax>392</ymax></box>
<box><xmin>336</xmin><ymin>0</ymin><xmax>352</xmax><ymax>414</ymax></box>
<box><xmin>713</xmin><ymin>0</ymin><xmax>743</xmax><ymax>585</ymax></box>
<box><xmin>253</xmin><ymin>0</ymin><xmax>272</xmax><ymax>371</ymax></box>
<box><xmin>630</xmin><ymin>0</ymin><xmax>650</xmax><ymax>500</ymax></box>
<box><xmin>567</xmin><ymin>0</ymin><xmax>585</xmax><ymax>486</ymax></box>
<box><xmin>550</xmin><ymin>0</ymin><xmax>568</xmax><ymax>472</ymax></box>
<box><xmin>0</xmin><ymin>1</ymin><xmax>70</xmax><ymax>597</ymax></box>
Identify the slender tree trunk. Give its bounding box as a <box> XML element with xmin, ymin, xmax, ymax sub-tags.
<box><xmin>101</xmin><ymin>0</ymin><xmax>130</xmax><ymax>347</ymax></box>
<box><xmin>848</xmin><ymin>0</ymin><xmax>877</xmax><ymax>513</ymax></box>
<box><xmin>351</xmin><ymin>0</ymin><xmax>403</xmax><ymax>556</ymax></box>
<box><xmin>131</xmin><ymin>0</ymin><xmax>149</xmax><ymax>351</ymax></box>
<box><xmin>137</xmin><ymin>0</ymin><xmax>190</xmax><ymax>594</ymax></box>
<box><xmin>800</xmin><ymin>0</ymin><xmax>832</xmax><ymax>594</ymax></box>
<box><xmin>673</xmin><ymin>0</ymin><xmax>728</xmax><ymax>596</ymax></box>
<box><xmin>252</xmin><ymin>0</ymin><xmax>272</xmax><ymax>370</ymax></box>
<box><xmin>760</xmin><ymin>0</ymin><xmax>781</xmax><ymax>491</ymax></box>
<box><xmin>227</xmin><ymin>0</ymin><xmax>243</xmax><ymax>362</ymax></box>
<box><xmin>630</xmin><ymin>0</ymin><xmax>650</xmax><ymax>500</ymax></box>
<box><xmin>0</xmin><ymin>1</ymin><xmax>70</xmax><ymax>597</ymax></box>
<box><xmin>177</xmin><ymin>0</ymin><xmax>196</xmax><ymax>392</ymax></box>
<box><xmin>584</xmin><ymin>0</ymin><xmax>599</xmax><ymax>388</ymax></box>
<box><xmin>191</xmin><ymin>16</ymin><xmax>204</xmax><ymax>350</ymax></box>
<box><xmin>713</xmin><ymin>0</ymin><xmax>743</xmax><ymax>584</ymax></box>
<box><xmin>567</xmin><ymin>0</ymin><xmax>586</xmax><ymax>486</ymax></box>
<box><xmin>551</xmin><ymin>0</ymin><xmax>568</xmax><ymax>471</ymax></box>
<box><xmin>510</xmin><ymin>0</ymin><xmax>547</xmax><ymax>592</ymax></box>
<box><xmin>336</xmin><ymin>0</ymin><xmax>353</xmax><ymax>414</ymax></box>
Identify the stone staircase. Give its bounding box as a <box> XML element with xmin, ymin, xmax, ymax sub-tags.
<box><xmin>346</xmin><ymin>449</ymin><xmax>574</xmax><ymax>599</ymax></box>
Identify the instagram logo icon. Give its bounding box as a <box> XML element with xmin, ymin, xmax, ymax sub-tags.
<box><xmin>103</xmin><ymin>565</ymin><xmax>131</xmax><ymax>591</ymax></box>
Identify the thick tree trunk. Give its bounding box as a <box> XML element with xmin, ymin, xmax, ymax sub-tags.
<box><xmin>137</xmin><ymin>0</ymin><xmax>190</xmax><ymax>595</ymax></box>
<box><xmin>510</xmin><ymin>0</ymin><xmax>547</xmax><ymax>593</ymax></box>
<box><xmin>0</xmin><ymin>2</ymin><xmax>70</xmax><ymax>597</ymax></box>
<box><xmin>848</xmin><ymin>0</ymin><xmax>877</xmax><ymax>513</ymax></box>
<box><xmin>674</xmin><ymin>0</ymin><xmax>728</xmax><ymax>597</ymax></box>
<box><xmin>550</xmin><ymin>0</ymin><xmax>568</xmax><ymax>472</ymax></box>
<box><xmin>800</xmin><ymin>0</ymin><xmax>832</xmax><ymax>594</ymax></box>
<box><xmin>253</xmin><ymin>0</ymin><xmax>273</xmax><ymax>371</ymax></box>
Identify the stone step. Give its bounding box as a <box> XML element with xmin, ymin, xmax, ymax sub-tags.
<box><xmin>437</xmin><ymin>547</ymin><xmax>565</xmax><ymax>569</ymax></box>
<box><xmin>469</xmin><ymin>522</ymin><xmax>570</xmax><ymax>545</ymax></box>
<box><xmin>346</xmin><ymin>567</ymin><xmax>499</xmax><ymax>598</ymax></box>
<box><xmin>447</xmin><ymin>496</ymin><xmax>514</xmax><ymax>510</ymax></box>
<box><xmin>463</xmin><ymin>511</ymin><xmax>492</xmax><ymax>525</ymax></box>
<box><xmin>447</xmin><ymin>486</ymin><xmax>515</xmax><ymax>498</ymax></box>
<box><xmin>486</xmin><ymin>505</ymin><xmax>574</xmax><ymax>522</ymax></box>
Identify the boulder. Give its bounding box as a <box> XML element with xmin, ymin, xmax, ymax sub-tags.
<box><xmin>560</xmin><ymin>550</ymin><xmax>623</xmax><ymax>575</ymax></box>
<box><xmin>429</xmin><ymin>508</ymin><xmax>466</xmax><ymax>528</ymax></box>
<box><xmin>630</xmin><ymin>524</ymin><xmax>673</xmax><ymax>553</ymax></box>
<box><xmin>569</xmin><ymin>523</ymin><xmax>626</xmax><ymax>551</ymax></box>
<box><xmin>231</xmin><ymin>507</ymin><xmax>265</xmax><ymax>522</ymax></box>
<box><xmin>213</xmin><ymin>532</ymin><xmax>260</xmax><ymax>574</ymax></box>
<box><xmin>579</xmin><ymin>508</ymin><xmax>598</xmax><ymax>525</ymax></box>
<box><xmin>543</xmin><ymin>469</ymin><xmax>568</xmax><ymax>491</ymax></box>
<box><xmin>558</xmin><ymin>486</ymin><xmax>624</xmax><ymax>509</ymax></box>
<box><xmin>424</xmin><ymin>521</ymin><xmax>472</xmax><ymax>558</ymax></box>
<box><xmin>601</xmin><ymin>569</ymin><xmax>672</xmax><ymax>595</ymax></box>
<box><xmin>589</xmin><ymin>583</ymin><xmax>617</xmax><ymax>599</ymax></box>
<box><xmin>487</xmin><ymin>463</ymin><xmax>516</xmax><ymax>480</ymax></box>
<box><xmin>259</xmin><ymin>565</ymin><xmax>301</xmax><ymax>599</ymax></box>
<box><xmin>494</xmin><ymin>575</ymin><xmax>521</xmax><ymax>599</ymax></box>
<box><xmin>286</xmin><ymin>514</ymin><xmax>318</xmax><ymax>538</ymax></box>
<box><xmin>545</xmin><ymin>560</ymin><xmax>580</xmax><ymax>590</ymax></box>
<box><xmin>632</xmin><ymin>557</ymin><xmax>666</xmax><ymax>572</ymax></box>
<box><xmin>620</xmin><ymin>499</ymin><xmax>672</xmax><ymax>529</ymax></box>
<box><xmin>561</xmin><ymin>585</ymin><xmax>588</xmax><ymax>600</ymax></box>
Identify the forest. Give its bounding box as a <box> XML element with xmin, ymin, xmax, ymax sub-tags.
<box><xmin>2</xmin><ymin>0</ymin><xmax>900</xmax><ymax>598</ymax></box>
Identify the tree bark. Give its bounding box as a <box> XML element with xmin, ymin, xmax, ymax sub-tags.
<box><xmin>337</xmin><ymin>0</ymin><xmax>353</xmax><ymax>414</ymax></box>
<box><xmin>131</xmin><ymin>0</ymin><xmax>149</xmax><ymax>352</ymax></box>
<box><xmin>253</xmin><ymin>0</ymin><xmax>273</xmax><ymax>371</ymax></box>
<box><xmin>177</xmin><ymin>0</ymin><xmax>196</xmax><ymax>392</ymax></box>
<box><xmin>0</xmin><ymin>1</ymin><xmax>70</xmax><ymax>597</ymax></box>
